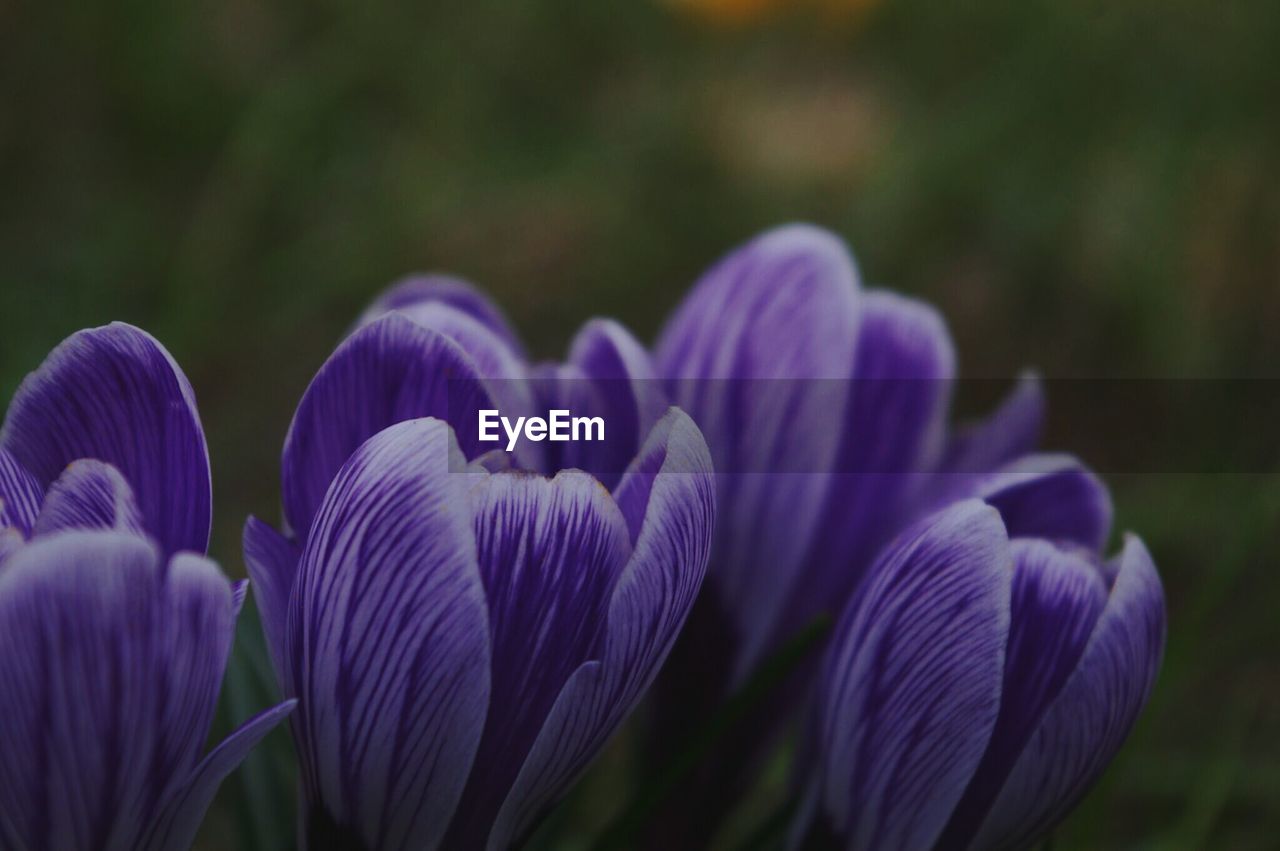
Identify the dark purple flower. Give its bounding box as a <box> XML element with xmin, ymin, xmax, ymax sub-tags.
<box><xmin>654</xmin><ymin>225</ymin><xmax>1069</xmax><ymax>688</ymax></box>
<box><xmin>644</xmin><ymin>224</ymin><xmax>1143</xmax><ymax>842</ymax></box>
<box><xmin>0</xmin><ymin>532</ymin><xmax>295</xmax><ymax>851</ymax></box>
<box><xmin>0</xmin><ymin>322</ymin><xmax>212</xmax><ymax>556</ymax></box>
<box><xmin>797</xmin><ymin>499</ymin><xmax>1165</xmax><ymax>850</ymax></box>
<box><xmin>245</xmin><ymin>282</ymin><xmax>715</xmax><ymax>849</ymax></box>
<box><xmin>0</xmin><ymin>325</ymin><xmax>294</xmax><ymax>850</ymax></box>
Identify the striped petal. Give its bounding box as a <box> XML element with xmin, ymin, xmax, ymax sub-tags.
<box><xmin>32</xmin><ymin>460</ymin><xmax>143</xmax><ymax>538</ymax></box>
<box><xmin>281</xmin><ymin>313</ymin><xmax>495</xmax><ymax>537</ymax></box>
<box><xmin>937</xmin><ymin>540</ymin><xmax>1109</xmax><ymax>849</ymax></box>
<box><xmin>0</xmin><ymin>323</ymin><xmax>211</xmax><ymax>555</ymax></box>
<box><xmin>0</xmin><ymin>531</ymin><xmax>237</xmax><ymax>850</ymax></box>
<box><xmin>444</xmin><ymin>467</ymin><xmax>635</xmax><ymax>845</ymax></box>
<box><xmin>969</xmin><ymin>535</ymin><xmax>1166</xmax><ymax>850</ymax></box>
<box><xmin>0</xmin><ymin>448</ymin><xmax>41</xmax><ymax>535</ymax></box>
<box><xmin>656</xmin><ymin>224</ymin><xmax>861</xmax><ymax>680</ymax></box>
<box><xmin>811</xmin><ymin>500</ymin><xmax>1011</xmax><ymax>851</ymax></box>
<box><xmin>488</xmin><ymin>409</ymin><xmax>715</xmax><ymax>848</ymax></box>
<box><xmin>287</xmin><ymin>418</ymin><xmax>490</xmax><ymax>851</ymax></box>
<box><xmin>782</xmin><ymin>290</ymin><xmax>955</xmax><ymax>644</ymax></box>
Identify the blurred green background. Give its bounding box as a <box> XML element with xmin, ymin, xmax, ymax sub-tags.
<box><xmin>2</xmin><ymin>0</ymin><xmax>1277</xmax><ymax>848</ymax></box>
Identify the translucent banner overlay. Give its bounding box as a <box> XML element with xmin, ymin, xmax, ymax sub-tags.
<box><xmin>441</xmin><ymin>378</ymin><xmax>1280</xmax><ymax>475</ymax></box>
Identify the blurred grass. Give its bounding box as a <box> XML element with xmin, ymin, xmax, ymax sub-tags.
<box><xmin>2</xmin><ymin>0</ymin><xmax>1278</xmax><ymax>847</ymax></box>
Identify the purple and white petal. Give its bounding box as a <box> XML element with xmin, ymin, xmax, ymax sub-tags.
<box><xmin>0</xmin><ymin>531</ymin><xmax>235</xmax><ymax>850</ymax></box>
<box><xmin>242</xmin><ymin>516</ymin><xmax>301</xmax><ymax>684</ymax></box>
<box><xmin>356</xmin><ymin>274</ymin><xmax>526</xmax><ymax>357</ymax></box>
<box><xmin>656</xmin><ymin>224</ymin><xmax>862</xmax><ymax>679</ymax></box>
<box><xmin>0</xmin><ymin>323</ymin><xmax>211</xmax><ymax>555</ymax></box>
<box><xmin>444</xmin><ymin>467</ymin><xmax>635</xmax><ymax>845</ymax></box>
<box><xmin>281</xmin><ymin>313</ymin><xmax>495</xmax><ymax>537</ymax></box>
<box><xmin>287</xmin><ymin>418</ymin><xmax>490</xmax><ymax>851</ymax></box>
<box><xmin>781</xmin><ymin>290</ymin><xmax>956</xmax><ymax>644</ymax></box>
<box><xmin>32</xmin><ymin>459</ymin><xmax>144</xmax><ymax>538</ymax></box>
<box><xmin>488</xmin><ymin>409</ymin><xmax>715</xmax><ymax>848</ymax></box>
<box><xmin>0</xmin><ymin>448</ymin><xmax>41</xmax><ymax>535</ymax></box>
<box><xmin>937</xmin><ymin>540</ymin><xmax>1109</xmax><ymax>849</ymax></box>
<box><xmin>812</xmin><ymin>500</ymin><xmax>1011</xmax><ymax>851</ymax></box>
<box><xmin>974</xmin><ymin>454</ymin><xmax>1113</xmax><ymax>552</ymax></box>
<box><xmin>969</xmin><ymin>535</ymin><xmax>1166</xmax><ymax>850</ymax></box>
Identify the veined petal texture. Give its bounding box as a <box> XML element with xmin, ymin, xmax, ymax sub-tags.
<box><xmin>0</xmin><ymin>530</ymin><xmax>289</xmax><ymax>850</ymax></box>
<box><xmin>0</xmin><ymin>323</ymin><xmax>211</xmax><ymax>555</ymax></box>
<box><xmin>286</xmin><ymin>418</ymin><xmax>491</xmax><ymax>851</ymax></box>
<box><xmin>813</xmin><ymin>501</ymin><xmax>1012</xmax><ymax>851</ymax></box>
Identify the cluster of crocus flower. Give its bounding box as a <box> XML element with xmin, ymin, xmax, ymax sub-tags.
<box><xmin>243</xmin><ymin>283</ymin><xmax>715</xmax><ymax>849</ymax></box>
<box><xmin>0</xmin><ymin>324</ymin><xmax>293</xmax><ymax>851</ymax></box>
<box><xmin>0</xmin><ymin>224</ymin><xmax>1165</xmax><ymax>851</ymax></box>
<box><xmin>643</xmin><ymin>226</ymin><xmax>1166</xmax><ymax>848</ymax></box>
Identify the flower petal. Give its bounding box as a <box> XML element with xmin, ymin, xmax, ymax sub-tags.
<box><xmin>287</xmin><ymin>418</ymin><xmax>490</xmax><ymax>851</ymax></box>
<box><xmin>393</xmin><ymin>301</ymin><xmax>527</xmax><ymax>381</ymax></box>
<box><xmin>389</xmin><ymin>301</ymin><xmax>543</xmax><ymax>471</ymax></box>
<box><xmin>941</xmin><ymin>371</ymin><xmax>1045</xmax><ymax>475</ymax></box>
<box><xmin>141</xmin><ymin>699</ymin><xmax>296</xmax><ymax>851</ymax></box>
<box><xmin>32</xmin><ymin>459</ymin><xmax>144</xmax><ymax>538</ymax></box>
<box><xmin>937</xmin><ymin>539</ymin><xmax>1109</xmax><ymax>849</ymax></box>
<box><xmin>0</xmin><ymin>531</ymin><xmax>235</xmax><ymax>850</ymax></box>
<box><xmin>781</xmin><ymin>290</ymin><xmax>956</xmax><ymax>644</ymax></box>
<box><xmin>656</xmin><ymin>224</ymin><xmax>861</xmax><ymax>679</ymax></box>
<box><xmin>974</xmin><ymin>454</ymin><xmax>1113</xmax><ymax>552</ymax></box>
<box><xmin>281</xmin><ymin>313</ymin><xmax>495</xmax><ymax>537</ymax></box>
<box><xmin>0</xmin><ymin>529</ymin><xmax>24</xmax><ymax>565</ymax></box>
<box><xmin>444</xmin><ymin>467</ymin><xmax>635</xmax><ymax>845</ymax></box>
<box><xmin>0</xmin><ymin>323</ymin><xmax>211</xmax><ymax>555</ymax></box>
<box><xmin>487</xmin><ymin>409</ymin><xmax>715</xmax><ymax>848</ymax></box>
<box><xmin>811</xmin><ymin>500</ymin><xmax>1011</xmax><ymax>851</ymax></box>
<box><xmin>970</xmin><ymin>535</ymin><xmax>1166</xmax><ymax>850</ymax></box>
<box><xmin>539</xmin><ymin>319</ymin><xmax>668</xmax><ymax>486</ymax></box>
<box><xmin>242</xmin><ymin>515</ymin><xmax>301</xmax><ymax>684</ymax></box>
<box><xmin>0</xmin><ymin>448</ymin><xmax>41</xmax><ymax>535</ymax></box>
<box><xmin>356</xmin><ymin>274</ymin><xmax>526</xmax><ymax>356</ymax></box>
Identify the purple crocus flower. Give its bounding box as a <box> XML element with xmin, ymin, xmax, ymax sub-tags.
<box><xmin>644</xmin><ymin>224</ymin><xmax>1145</xmax><ymax>840</ymax></box>
<box><xmin>0</xmin><ymin>323</ymin><xmax>295</xmax><ymax>850</ymax></box>
<box><xmin>797</xmin><ymin>499</ymin><xmax>1165</xmax><ymax>850</ymax></box>
<box><xmin>244</xmin><ymin>284</ymin><xmax>715</xmax><ymax>850</ymax></box>
<box><xmin>654</xmin><ymin>225</ymin><xmax>1069</xmax><ymax>692</ymax></box>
